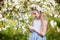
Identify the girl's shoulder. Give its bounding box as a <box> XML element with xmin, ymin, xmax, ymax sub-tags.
<box><xmin>44</xmin><ymin>20</ymin><xmax>48</xmax><ymax>24</ymax></box>
<box><xmin>43</xmin><ymin>19</ymin><xmax>48</xmax><ymax>24</ymax></box>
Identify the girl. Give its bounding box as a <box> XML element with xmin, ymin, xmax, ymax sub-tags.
<box><xmin>28</xmin><ymin>4</ymin><xmax>48</xmax><ymax>40</ymax></box>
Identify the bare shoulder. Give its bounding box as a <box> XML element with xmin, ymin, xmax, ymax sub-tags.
<box><xmin>44</xmin><ymin>20</ymin><xmax>48</xmax><ymax>24</ymax></box>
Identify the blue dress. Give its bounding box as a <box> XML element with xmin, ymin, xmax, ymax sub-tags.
<box><xmin>29</xmin><ymin>19</ymin><xmax>46</xmax><ymax>40</ymax></box>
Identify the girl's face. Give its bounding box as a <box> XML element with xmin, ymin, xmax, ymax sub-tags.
<box><xmin>31</xmin><ymin>10</ymin><xmax>40</xmax><ymax>19</ymax></box>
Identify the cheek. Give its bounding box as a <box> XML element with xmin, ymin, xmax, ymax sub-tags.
<box><xmin>37</xmin><ymin>14</ymin><xmax>40</xmax><ymax>17</ymax></box>
<box><xmin>32</xmin><ymin>15</ymin><xmax>36</xmax><ymax>17</ymax></box>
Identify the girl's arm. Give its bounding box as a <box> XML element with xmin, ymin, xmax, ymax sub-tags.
<box><xmin>32</xmin><ymin>20</ymin><xmax>48</xmax><ymax>36</ymax></box>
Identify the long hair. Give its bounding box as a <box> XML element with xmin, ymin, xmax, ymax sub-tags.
<box><xmin>40</xmin><ymin>12</ymin><xmax>47</xmax><ymax>20</ymax></box>
<box><xmin>40</xmin><ymin>12</ymin><xmax>48</xmax><ymax>31</ymax></box>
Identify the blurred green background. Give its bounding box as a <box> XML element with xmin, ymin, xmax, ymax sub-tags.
<box><xmin>0</xmin><ymin>0</ymin><xmax>60</xmax><ymax>40</ymax></box>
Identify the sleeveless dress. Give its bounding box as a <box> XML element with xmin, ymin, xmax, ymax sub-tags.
<box><xmin>29</xmin><ymin>19</ymin><xmax>46</xmax><ymax>40</ymax></box>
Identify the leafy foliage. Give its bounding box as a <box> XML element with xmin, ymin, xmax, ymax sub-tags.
<box><xmin>0</xmin><ymin>0</ymin><xmax>60</xmax><ymax>40</ymax></box>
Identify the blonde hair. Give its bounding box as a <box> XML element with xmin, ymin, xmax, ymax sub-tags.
<box><xmin>40</xmin><ymin>12</ymin><xmax>48</xmax><ymax>31</ymax></box>
<box><xmin>40</xmin><ymin>12</ymin><xmax>47</xmax><ymax>20</ymax></box>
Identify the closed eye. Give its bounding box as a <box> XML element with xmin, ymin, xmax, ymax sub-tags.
<box><xmin>33</xmin><ymin>13</ymin><xmax>36</xmax><ymax>15</ymax></box>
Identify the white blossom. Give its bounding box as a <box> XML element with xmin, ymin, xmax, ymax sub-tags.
<box><xmin>15</xmin><ymin>5</ymin><xmax>20</xmax><ymax>9</ymax></box>
<box><xmin>4</xmin><ymin>0</ymin><xmax>7</xmax><ymax>4</ymax></box>
<box><xmin>49</xmin><ymin>13</ymin><xmax>53</xmax><ymax>16</ymax></box>
<box><xmin>12</xmin><ymin>0</ymin><xmax>19</xmax><ymax>5</ymax></box>
<box><xmin>24</xmin><ymin>14</ymin><xmax>28</xmax><ymax>19</ymax></box>
<box><xmin>35</xmin><ymin>0</ymin><xmax>41</xmax><ymax>2</ymax></box>
<box><xmin>58</xmin><ymin>15</ymin><xmax>60</xmax><ymax>18</ymax></box>
<box><xmin>50</xmin><ymin>7</ymin><xmax>55</xmax><ymax>11</ymax></box>
<box><xmin>8</xmin><ymin>0</ymin><xmax>12</xmax><ymax>5</ymax></box>
<box><xmin>54</xmin><ymin>14</ymin><xmax>58</xmax><ymax>18</ymax></box>
<box><xmin>30</xmin><ymin>4</ymin><xmax>44</xmax><ymax>12</ymax></box>
<box><xmin>36</xmin><ymin>6</ymin><xmax>44</xmax><ymax>12</ymax></box>
<box><xmin>26</xmin><ymin>20</ymin><xmax>29</xmax><ymax>23</ymax></box>
<box><xmin>9</xmin><ymin>3</ymin><xmax>12</xmax><ymax>5</ymax></box>
<box><xmin>0</xmin><ymin>11</ymin><xmax>2</xmax><ymax>14</ymax></box>
<box><xmin>29</xmin><ymin>0</ymin><xmax>41</xmax><ymax>2</ymax></box>
<box><xmin>0</xmin><ymin>28</ymin><xmax>2</xmax><ymax>31</ymax></box>
<box><xmin>44</xmin><ymin>2</ymin><xmax>47</xmax><ymax>5</ymax></box>
<box><xmin>1</xmin><ymin>8</ymin><xmax>7</xmax><ymax>12</ymax></box>
<box><xmin>5</xmin><ymin>25</ymin><xmax>10</xmax><ymax>28</ymax></box>
<box><xmin>50</xmin><ymin>20</ymin><xmax>57</xmax><ymax>28</ymax></box>
<box><xmin>22</xmin><ymin>26</ymin><xmax>26</xmax><ymax>34</ymax></box>
<box><xmin>0</xmin><ymin>14</ymin><xmax>2</xmax><ymax>18</ymax></box>
<box><xmin>2</xmin><ymin>27</ymin><xmax>6</xmax><ymax>30</ymax></box>
<box><xmin>29</xmin><ymin>0</ymin><xmax>35</xmax><ymax>3</ymax></box>
<box><xmin>0</xmin><ymin>18</ymin><xmax>4</xmax><ymax>21</ymax></box>
<box><xmin>48</xmin><ymin>0</ymin><xmax>55</xmax><ymax>5</ymax></box>
<box><xmin>54</xmin><ymin>22</ymin><xmax>57</xmax><ymax>26</ymax></box>
<box><xmin>19</xmin><ymin>7</ymin><xmax>25</xmax><ymax>12</ymax></box>
<box><xmin>14</xmin><ymin>26</ymin><xmax>17</xmax><ymax>30</ymax></box>
<box><xmin>8</xmin><ymin>6</ymin><xmax>13</xmax><ymax>10</ymax></box>
<box><xmin>57</xmin><ymin>27</ymin><xmax>60</xmax><ymax>32</ymax></box>
<box><xmin>4</xmin><ymin>18</ymin><xmax>9</xmax><ymax>22</ymax></box>
<box><xmin>27</xmin><ymin>6</ymin><xmax>31</xmax><ymax>11</ymax></box>
<box><xmin>12</xmin><ymin>0</ymin><xmax>19</xmax><ymax>3</ymax></box>
<box><xmin>30</xmin><ymin>4</ymin><xmax>36</xmax><ymax>9</ymax></box>
<box><xmin>19</xmin><ymin>18</ymin><xmax>23</xmax><ymax>20</ymax></box>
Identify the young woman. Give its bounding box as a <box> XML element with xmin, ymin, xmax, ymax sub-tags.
<box><xmin>28</xmin><ymin>4</ymin><xmax>48</xmax><ymax>40</ymax></box>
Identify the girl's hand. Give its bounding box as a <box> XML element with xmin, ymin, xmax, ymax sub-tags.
<box><xmin>28</xmin><ymin>26</ymin><xmax>34</xmax><ymax>31</ymax></box>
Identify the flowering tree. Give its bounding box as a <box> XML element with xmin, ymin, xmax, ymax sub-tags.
<box><xmin>0</xmin><ymin>0</ymin><xmax>60</xmax><ymax>40</ymax></box>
